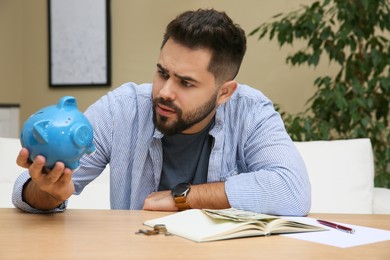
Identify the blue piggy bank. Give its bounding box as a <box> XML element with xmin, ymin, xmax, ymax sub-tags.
<box><xmin>20</xmin><ymin>96</ymin><xmax>96</xmax><ymax>171</ymax></box>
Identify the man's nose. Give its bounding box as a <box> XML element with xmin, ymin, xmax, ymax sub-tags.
<box><xmin>159</xmin><ymin>79</ymin><xmax>176</xmax><ymax>101</ymax></box>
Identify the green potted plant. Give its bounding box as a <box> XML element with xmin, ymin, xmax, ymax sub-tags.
<box><xmin>250</xmin><ymin>0</ymin><xmax>390</xmax><ymax>187</ymax></box>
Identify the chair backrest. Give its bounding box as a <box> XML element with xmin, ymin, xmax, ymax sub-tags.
<box><xmin>0</xmin><ymin>137</ymin><xmax>25</xmax><ymax>208</ymax></box>
<box><xmin>294</xmin><ymin>138</ymin><xmax>374</xmax><ymax>214</ymax></box>
<box><xmin>66</xmin><ymin>165</ymin><xmax>110</xmax><ymax>209</ymax></box>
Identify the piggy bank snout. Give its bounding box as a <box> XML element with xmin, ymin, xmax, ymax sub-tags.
<box><xmin>71</xmin><ymin>123</ymin><xmax>96</xmax><ymax>154</ymax></box>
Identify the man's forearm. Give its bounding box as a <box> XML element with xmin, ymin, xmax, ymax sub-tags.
<box><xmin>22</xmin><ymin>179</ymin><xmax>65</xmax><ymax>211</ymax></box>
<box><xmin>143</xmin><ymin>181</ymin><xmax>231</xmax><ymax>211</ymax></box>
<box><xmin>187</xmin><ymin>182</ymin><xmax>230</xmax><ymax>209</ymax></box>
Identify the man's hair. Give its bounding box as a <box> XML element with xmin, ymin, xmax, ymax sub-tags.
<box><xmin>161</xmin><ymin>9</ymin><xmax>247</xmax><ymax>84</ymax></box>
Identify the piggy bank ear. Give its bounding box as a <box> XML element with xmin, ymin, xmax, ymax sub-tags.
<box><xmin>32</xmin><ymin>120</ymin><xmax>50</xmax><ymax>144</ymax></box>
<box><xmin>57</xmin><ymin>96</ymin><xmax>77</xmax><ymax>110</ymax></box>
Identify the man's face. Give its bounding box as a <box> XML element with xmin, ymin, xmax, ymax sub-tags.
<box><xmin>152</xmin><ymin>39</ymin><xmax>220</xmax><ymax>135</ymax></box>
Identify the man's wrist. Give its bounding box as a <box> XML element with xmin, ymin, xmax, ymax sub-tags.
<box><xmin>21</xmin><ymin>177</ymin><xmax>32</xmax><ymax>204</ymax></box>
<box><xmin>22</xmin><ymin>178</ymin><xmax>65</xmax><ymax>210</ymax></box>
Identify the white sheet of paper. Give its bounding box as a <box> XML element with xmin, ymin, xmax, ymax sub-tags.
<box><xmin>282</xmin><ymin>217</ymin><xmax>390</xmax><ymax>248</ymax></box>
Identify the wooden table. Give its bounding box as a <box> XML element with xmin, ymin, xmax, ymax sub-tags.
<box><xmin>0</xmin><ymin>208</ymin><xmax>389</xmax><ymax>259</ymax></box>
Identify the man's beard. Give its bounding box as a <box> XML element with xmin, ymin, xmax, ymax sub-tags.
<box><xmin>152</xmin><ymin>91</ymin><xmax>218</xmax><ymax>136</ymax></box>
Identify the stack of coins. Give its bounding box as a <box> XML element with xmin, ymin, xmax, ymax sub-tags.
<box><xmin>135</xmin><ymin>224</ymin><xmax>172</xmax><ymax>236</ymax></box>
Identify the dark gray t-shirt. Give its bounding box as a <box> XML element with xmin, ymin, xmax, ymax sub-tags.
<box><xmin>158</xmin><ymin>121</ymin><xmax>214</xmax><ymax>191</ymax></box>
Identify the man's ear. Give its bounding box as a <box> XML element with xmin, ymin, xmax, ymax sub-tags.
<box><xmin>217</xmin><ymin>80</ymin><xmax>238</xmax><ymax>105</ymax></box>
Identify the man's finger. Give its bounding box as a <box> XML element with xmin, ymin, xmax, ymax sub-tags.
<box><xmin>29</xmin><ymin>155</ymin><xmax>46</xmax><ymax>180</ymax></box>
<box><xmin>44</xmin><ymin>162</ymin><xmax>66</xmax><ymax>184</ymax></box>
<box><xmin>58</xmin><ymin>167</ymin><xmax>73</xmax><ymax>185</ymax></box>
<box><xmin>16</xmin><ymin>148</ymin><xmax>32</xmax><ymax>168</ymax></box>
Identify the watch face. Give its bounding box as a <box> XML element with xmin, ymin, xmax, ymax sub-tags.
<box><xmin>172</xmin><ymin>183</ymin><xmax>190</xmax><ymax>197</ymax></box>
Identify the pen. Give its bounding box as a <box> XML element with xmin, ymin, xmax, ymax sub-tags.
<box><xmin>317</xmin><ymin>219</ymin><xmax>355</xmax><ymax>234</ymax></box>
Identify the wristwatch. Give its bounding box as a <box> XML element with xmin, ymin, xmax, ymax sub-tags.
<box><xmin>171</xmin><ymin>182</ymin><xmax>191</xmax><ymax>211</ymax></box>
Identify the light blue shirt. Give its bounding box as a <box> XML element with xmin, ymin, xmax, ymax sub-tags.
<box><xmin>12</xmin><ymin>82</ymin><xmax>311</xmax><ymax>216</ymax></box>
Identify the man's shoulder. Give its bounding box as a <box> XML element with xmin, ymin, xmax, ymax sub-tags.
<box><xmin>230</xmin><ymin>83</ymin><xmax>271</xmax><ymax>104</ymax></box>
<box><xmin>110</xmin><ymin>82</ymin><xmax>152</xmax><ymax>97</ymax></box>
<box><xmin>215</xmin><ymin>83</ymin><xmax>275</xmax><ymax>124</ymax></box>
<box><xmin>87</xmin><ymin>82</ymin><xmax>153</xmax><ymax>117</ymax></box>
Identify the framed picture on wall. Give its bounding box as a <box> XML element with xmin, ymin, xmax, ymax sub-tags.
<box><xmin>48</xmin><ymin>0</ymin><xmax>111</xmax><ymax>87</ymax></box>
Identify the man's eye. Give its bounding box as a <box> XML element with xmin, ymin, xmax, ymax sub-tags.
<box><xmin>181</xmin><ymin>80</ymin><xmax>193</xmax><ymax>88</ymax></box>
<box><xmin>158</xmin><ymin>70</ymin><xmax>169</xmax><ymax>79</ymax></box>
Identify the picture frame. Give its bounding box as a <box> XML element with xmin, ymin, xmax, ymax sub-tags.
<box><xmin>48</xmin><ymin>0</ymin><xmax>111</xmax><ymax>87</ymax></box>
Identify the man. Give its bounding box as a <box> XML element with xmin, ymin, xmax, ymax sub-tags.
<box><xmin>13</xmin><ymin>9</ymin><xmax>311</xmax><ymax>215</ymax></box>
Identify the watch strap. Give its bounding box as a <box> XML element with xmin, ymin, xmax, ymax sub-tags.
<box><xmin>174</xmin><ymin>196</ymin><xmax>191</xmax><ymax>211</ymax></box>
<box><xmin>171</xmin><ymin>183</ymin><xmax>191</xmax><ymax>211</ymax></box>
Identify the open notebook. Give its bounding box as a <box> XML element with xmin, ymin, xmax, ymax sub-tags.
<box><xmin>144</xmin><ymin>208</ymin><xmax>326</xmax><ymax>242</ymax></box>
